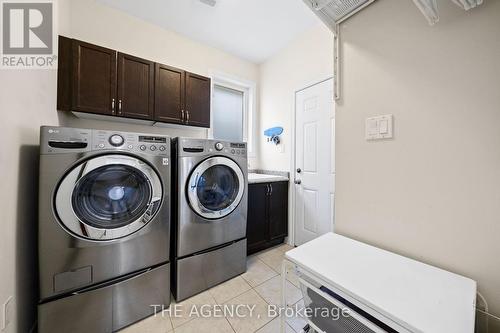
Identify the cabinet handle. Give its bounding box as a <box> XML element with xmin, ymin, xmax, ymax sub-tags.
<box><xmin>111</xmin><ymin>99</ymin><xmax>115</xmax><ymax>114</ymax></box>
<box><xmin>266</xmin><ymin>184</ymin><xmax>270</xmax><ymax>196</ymax></box>
<box><xmin>118</xmin><ymin>100</ymin><xmax>122</xmax><ymax>115</ymax></box>
<box><xmin>186</xmin><ymin>110</ymin><xmax>190</xmax><ymax>124</ymax></box>
<box><xmin>181</xmin><ymin>109</ymin><xmax>185</xmax><ymax>121</ymax></box>
<box><xmin>270</xmin><ymin>184</ymin><xmax>273</xmax><ymax>195</ymax></box>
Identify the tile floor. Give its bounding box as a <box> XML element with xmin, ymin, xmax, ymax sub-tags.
<box><xmin>120</xmin><ymin>244</ymin><xmax>307</xmax><ymax>333</ymax></box>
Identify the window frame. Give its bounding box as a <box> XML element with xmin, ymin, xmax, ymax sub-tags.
<box><xmin>208</xmin><ymin>71</ymin><xmax>256</xmax><ymax>158</ymax></box>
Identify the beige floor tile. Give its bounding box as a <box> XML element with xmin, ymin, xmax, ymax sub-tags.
<box><xmin>255</xmin><ymin>317</ymin><xmax>295</xmax><ymax>333</ymax></box>
<box><xmin>119</xmin><ymin>311</ymin><xmax>173</xmax><ymax>333</ymax></box>
<box><xmin>276</xmin><ymin>244</ymin><xmax>294</xmax><ymax>253</ymax></box>
<box><xmin>170</xmin><ymin>290</ymin><xmax>217</xmax><ymax>328</ymax></box>
<box><xmin>259</xmin><ymin>251</ymin><xmax>285</xmax><ymax>273</ymax></box>
<box><xmin>254</xmin><ymin>275</ymin><xmax>302</xmax><ymax>307</ymax></box>
<box><xmin>209</xmin><ymin>276</ymin><xmax>252</xmax><ymax>304</ymax></box>
<box><xmin>174</xmin><ymin>316</ymin><xmax>234</xmax><ymax>333</ymax></box>
<box><xmin>241</xmin><ymin>256</ymin><xmax>278</xmax><ymax>287</ymax></box>
<box><xmin>223</xmin><ymin>289</ymin><xmax>274</xmax><ymax>333</ymax></box>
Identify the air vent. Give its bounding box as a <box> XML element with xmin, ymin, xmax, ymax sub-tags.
<box><xmin>304</xmin><ymin>0</ymin><xmax>375</xmax><ymax>30</ymax></box>
<box><xmin>302</xmin><ymin>0</ymin><xmax>376</xmax><ymax>101</ymax></box>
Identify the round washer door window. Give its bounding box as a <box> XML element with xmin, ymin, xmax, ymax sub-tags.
<box><xmin>187</xmin><ymin>157</ymin><xmax>245</xmax><ymax>219</ymax></box>
<box><xmin>55</xmin><ymin>155</ymin><xmax>163</xmax><ymax>241</ymax></box>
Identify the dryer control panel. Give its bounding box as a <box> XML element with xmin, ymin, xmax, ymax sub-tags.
<box><xmin>177</xmin><ymin>138</ymin><xmax>247</xmax><ymax>158</ymax></box>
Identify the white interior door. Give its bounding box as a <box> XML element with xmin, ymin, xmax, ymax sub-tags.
<box><xmin>294</xmin><ymin>78</ymin><xmax>335</xmax><ymax>246</ymax></box>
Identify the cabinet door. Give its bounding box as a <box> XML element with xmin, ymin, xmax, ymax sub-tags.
<box><xmin>117</xmin><ymin>53</ymin><xmax>154</xmax><ymax>120</ymax></box>
<box><xmin>154</xmin><ymin>64</ymin><xmax>184</xmax><ymax>124</ymax></box>
<box><xmin>72</xmin><ymin>40</ymin><xmax>116</xmax><ymax>115</ymax></box>
<box><xmin>247</xmin><ymin>183</ymin><xmax>269</xmax><ymax>255</ymax></box>
<box><xmin>185</xmin><ymin>72</ymin><xmax>211</xmax><ymax>128</ymax></box>
<box><xmin>268</xmin><ymin>182</ymin><xmax>289</xmax><ymax>240</ymax></box>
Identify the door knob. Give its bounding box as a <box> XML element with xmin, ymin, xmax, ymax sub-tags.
<box><xmin>296</xmin><ymin>168</ymin><xmax>302</xmax><ymax>173</ymax></box>
<box><xmin>294</xmin><ymin>179</ymin><xmax>302</xmax><ymax>185</ymax></box>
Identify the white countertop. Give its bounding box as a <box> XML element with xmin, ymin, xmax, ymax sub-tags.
<box><xmin>285</xmin><ymin>233</ymin><xmax>476</xmax><ymax>333</ymax></box>
<box><xmin>248</xmin><ymin>173</ymin><xmax>288</xmax><ymax>184</ymax></box>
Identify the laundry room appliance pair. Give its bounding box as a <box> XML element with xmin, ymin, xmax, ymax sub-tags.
<box><xmin>37</xmin><ymin>126</ymin><xmax>248</xmax><ymax>332</ymax></box>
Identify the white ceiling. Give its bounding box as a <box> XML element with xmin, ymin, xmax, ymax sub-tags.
<box><xmin>96</xmin><ymin>0</ymin><xmax>321</xmax><ymax>64</ymax></box>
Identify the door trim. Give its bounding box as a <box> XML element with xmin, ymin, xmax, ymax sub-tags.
<box><xmin>290</xmin><ymin>76</ymin><xmax>334</xmax><ymax>247</ymax></box>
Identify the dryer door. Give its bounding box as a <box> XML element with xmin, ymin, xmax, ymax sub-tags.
<box><xmin>55</xmin><ymin>154</ymin><xmax>162</xmax><ymax>241</ymax></box>
<box><xmin>187</xmin><ymin>157</ymin><xmax>245</xmax><ymax>219</ymax></box>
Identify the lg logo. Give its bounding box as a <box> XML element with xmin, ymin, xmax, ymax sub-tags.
<box><xmin>2</xmin><ymin>2</ymin><xmax>53</xmax><ymax>54</ymax></box>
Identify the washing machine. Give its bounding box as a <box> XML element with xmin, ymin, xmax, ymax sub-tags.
<box><xmin>38</xmin><ymin>126</ymin><xmax>171</xmax><ymax>333</ymax></box>
<box><xmin>172</xmin><ymin>138</ymin><xmax>248</xmax><ymax>301</ymax></box>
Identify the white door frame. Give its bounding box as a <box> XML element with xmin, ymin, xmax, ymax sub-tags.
<box><xmin>289</xmin><ymin>76</ymin><xmax>334</xmax><ymax>246</ymax></box>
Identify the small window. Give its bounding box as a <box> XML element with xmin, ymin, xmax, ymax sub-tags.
<box><xmin>209</xmin><ymin>75</ymin><xmax>256</xmax><ymax>156</ymax></box>
<box><xmin>212</xmin><ymin>85</ymin><xmax>244</xmax><ymax>142</ymax></box>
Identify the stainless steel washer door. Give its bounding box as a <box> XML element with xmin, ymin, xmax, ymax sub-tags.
<box><xmin>187</xmin><ymin>157</ymin><xmax>244</xmax><ymax>219</ymax></box>
<box><xmin>55</xmin><ymin>154</ymin><xmax>162</xmax><ymax>241</ymax></box>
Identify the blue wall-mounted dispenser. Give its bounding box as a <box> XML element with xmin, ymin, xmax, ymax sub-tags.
<box><xmin>264</xmin><ymin>126</ymin><xmax>283</xmax><ymax>145</ymax></box>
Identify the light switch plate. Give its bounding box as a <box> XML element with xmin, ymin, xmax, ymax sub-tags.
<box><xmin>366</xmin><ymin>114</ymin><xmax>393</xmax><ymax>140</ymax></box>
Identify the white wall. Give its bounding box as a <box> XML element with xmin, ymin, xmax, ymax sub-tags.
<box><xmin>257</xmin><ymin>0</ymin><xmax>500</xmax><ymax>325</ymax></box>
<box><xmin>258</xmin><ymin>24</ymin><xmax>334</xmax><ymax>171</ymax></box>
<box><xmin>0</xmin><ymin>1</ymin><xmax>259</xmax><ymax>331</ymax></box>
<box><xmin>335</xmin><ymin>0</ymin><xmax>500</xmax><ymax>323</ymax></box>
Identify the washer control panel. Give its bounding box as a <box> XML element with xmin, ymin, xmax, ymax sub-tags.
<box><xmin>40</xmin><ymin>126</ymin><xmax>171</xmax><ymax>156</ymax></box>
<box><xmin>93</xmin><ymin>131</ymin><xmax>170</xmax><ymax>156</ymax></box>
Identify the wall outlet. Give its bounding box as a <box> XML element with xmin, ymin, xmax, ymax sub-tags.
<box><xmin>2</xmin><ymin>296</ymin><xmax>13</xmax><ymax>331</ymax></box>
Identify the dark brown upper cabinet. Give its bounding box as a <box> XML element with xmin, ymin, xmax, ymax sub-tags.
<box><xmin>58</xmin><ymin>36</ymin><xmax>212</xmax><ymax>128</ymax></box>
<box><xmin>117</xmin><ymin>53</ymin><xmax>154</xmax><ymax>120</ymax></box>
<box><xmin>154</xmin><ymin>63</ymin><xmax>184</xmax><ymax>124</ymax></box>
<box><xmin>185</xmin><ymin>72</ymin><xmax>211</xmax><ymax>128</ymax></box>
<box><xmin>59</xmin><ymin>37</ymin><xmax>117</xmax><ymax>115</ymax></box>
<box><xmin>154</xmin><ymin>68</ymin><xmax>211</xmax><ymax>127</ymax></box>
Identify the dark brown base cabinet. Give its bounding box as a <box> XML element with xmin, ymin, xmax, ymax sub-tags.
<box><xmin>247</xmin><ymin>181</ymin><xmax>289</xmax><ymax>255</ymax></box>
<box><xmin>57</xmin><ymin>36</ymin><xmax>211</xmax><ymax>128</ymax></box>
